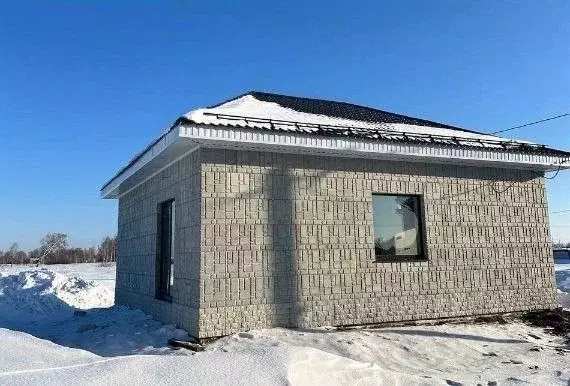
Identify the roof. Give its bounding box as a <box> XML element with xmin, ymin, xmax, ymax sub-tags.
<box><xmin>101</xmin><ymin>91</ymin><xmax>570</xmax><ymax>198</ymax></box>
<box><xmin>183</xmin><ymin>91</ymin><xmax>508</xmax><ymax>143</ymax></box>
<box><xmin>210</xmin><ymin>91</ymin><xmax>471</xmax><ymax>132</ymax></box>
<box><xmin>181</xmin><ymin>91</ymin><xmax>570</xmax><ymax>154</ymax></box>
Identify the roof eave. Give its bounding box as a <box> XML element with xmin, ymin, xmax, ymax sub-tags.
<box><xmin>100</xmin><ymin>122</ymin><xmax>570</xmax><ymax>199</ymax></box>
<box><xmin>100</xmin><ymin>126</ymin><xmax>199</xmax><ymax>199</ymax></box>
<box><xmin>180</xmin><ymin>123</ymin><xmax>570</xmax><ymax>170</ymax></box>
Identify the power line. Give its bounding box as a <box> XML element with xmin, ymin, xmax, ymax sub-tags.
<box><xmin>544</xmin><ymin>164</ymin><xmax>562</xmax><ymax>180</ymax></box>
<box><xmin>489</xmin><ymin>113</ymin><xmax>570</xmax><ymax>135</ymax></box>
<box><xmin>552</xmin><ymin>210</ymin><xmax>570</xmax><ymax>214</ymax></box>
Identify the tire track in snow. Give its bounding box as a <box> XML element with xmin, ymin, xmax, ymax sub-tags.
<box><xmin>0</xmin><ymin>356</ymin><xmax>135</xmax><ymax>377</ymax></box>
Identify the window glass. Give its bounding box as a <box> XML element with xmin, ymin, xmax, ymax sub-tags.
<box><xmin>373</xmin><ymin>194</ymin><xmax>423</xmax><ymax>259</ymax></box>
<box><xmin>157</xmin><ymin>199</ymin><xmax>175</xmax><ymax>300</ymax></box>
<box><xmin>170</xmin><ymin>203</ymin><xmax>175</xmax><ymax>287</ymax></box>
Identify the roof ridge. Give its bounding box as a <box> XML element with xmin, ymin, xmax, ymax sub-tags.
<box><xmin>206</xmin><ymin>91</ymin><xmax>258</xmax><ymax>109</ymax></box>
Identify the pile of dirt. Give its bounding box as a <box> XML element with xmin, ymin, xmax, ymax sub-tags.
<box><xmin>473</xmin><ymin>315</ymin><xmax>509</xmax><ymax>324</ymax></box>
<box><xmin>520</xmin><ymin>308</ymin><xmax>570</xmax><ymax>341</ymax></box>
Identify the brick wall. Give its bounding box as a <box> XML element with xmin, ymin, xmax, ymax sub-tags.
<box><xmin>115</xmin><ymin>150</ymin><xmax>202</xmax><ymax>336</ymax></box>
<box><xmin>116</xmin><ymin>148</ymin><xmax>556</xmax><ymax>339</ymax></box>
<box><xmin>198</xmin><ymin>149</ymin><xmax>556</xmax><ymax>337</ymax></box>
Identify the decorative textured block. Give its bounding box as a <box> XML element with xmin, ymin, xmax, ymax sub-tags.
<box><xmin>115</xmin><ymin>148</ymin><xmax>556</xmax><ymax>338</ymax></box>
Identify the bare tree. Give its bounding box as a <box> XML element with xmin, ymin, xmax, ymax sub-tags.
<box><xmin>36</xmin><ymin>233</ymin><xmax>68</xmax><ymax>265</ymax></box>
<box><xmin>2</xmin><ymin>234</ymin><xmax>121</xmax><ymax>267</ymax></box>
<box><xmin>3</xmin><ymin>243</ymin><xmax>20</xmax><ymax>265</ymax></box>
<box><xmin>554</xmin><ymin>241</ymin><xmax>570</xmax><ymax>249</ymax></box>
<box><xmin>1</xmin><ymin>234</ymin><xmax>122</xmax><ymax>266</ymax></box>
<box><xmin>98</xmin><ymin>236</ymin><xmax>117</xmax><ymax>264</ymax></box>
<box><xmin>85</xmin><ymin>247</ymin><xmax>97</xmax><ymax>263</ymax></box>
<box><xmin>15</xmin><ymin>251</ymin><xmax>28</xmax><ymax>264</ymax></box>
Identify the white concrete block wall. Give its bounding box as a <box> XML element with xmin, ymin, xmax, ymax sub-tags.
<box><xmin>116</xmin><ymin>148</ymin><xmax>557</xmax><ymax>339</ymax></box>
<box><xmin>198</xmin><ymin>149</ymin><xmax>556</xmax><ymax>337</ymax></box>
<box><xmin>115</xmin><ymin>150</ymin><xmax>202</xmax><ymax>336</ymax></box>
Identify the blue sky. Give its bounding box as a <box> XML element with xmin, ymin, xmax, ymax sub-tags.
<box><xmin>1</xmin><ymin>1</ymin><xmax>569</xmax><ymax>250</ymax></box>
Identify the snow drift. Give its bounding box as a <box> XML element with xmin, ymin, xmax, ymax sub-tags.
<box><xmin>0</xmin><ymin>269</ymin><xmax>113</xmax><ymax>314</ymax></box>
<box><xmin>0</xmin><ymin>264</ymin><xmax>569</xmax><ymax>385</ymax></box>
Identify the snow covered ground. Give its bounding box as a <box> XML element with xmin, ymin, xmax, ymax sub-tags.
<box><xmin>0</xmin><ymin>263</ymin><xmax>568</xmax><ymax>385</ymax></box>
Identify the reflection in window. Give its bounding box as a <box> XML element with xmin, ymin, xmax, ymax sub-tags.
<box><xmin>372</xmin><ymin>194</ymin><xmax>424</xmax><ymax>259</ymax></box>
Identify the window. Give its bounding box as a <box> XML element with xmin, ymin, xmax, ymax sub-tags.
<box><xmin>372</xmin><ymin>194</ymin><xmax>425</xmax><ymax>261</ymax></box>
<box><xmin>156</xmin><ymin>199</ymin><xmax>175</xmax><ymax>301</ymax></box>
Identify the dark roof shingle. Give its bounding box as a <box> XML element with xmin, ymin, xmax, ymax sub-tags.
<box><xmin>210</xmin><ymin>91</ymin><xmax>480</xmax><ymax>135</ymax></box>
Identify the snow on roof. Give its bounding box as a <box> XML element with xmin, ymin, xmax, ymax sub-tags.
<box><xmin>184</xmin><ymin>92</ymin><xmax>517</xmax><ymax>144</ymax></box>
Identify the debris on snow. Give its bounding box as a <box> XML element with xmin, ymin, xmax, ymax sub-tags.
<box><xmin>521</xmin><ymin>308</ymin><xmax>570</xmax><ymax>340</ymax></box>
<box><xmin>168</xmin><ymin>339</ymin><xmax>205</xmax><ymax>352</ymax></box>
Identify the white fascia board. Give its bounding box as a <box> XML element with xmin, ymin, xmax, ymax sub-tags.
<box><xmin>101</xmin><ymin>127</ymin><xmax>185</xmax><ymax>199</ymax></box>
<box><xmin>179</xmin><ymin>124</ymin><xmax>570</xmax><ymax>171</ymax></box>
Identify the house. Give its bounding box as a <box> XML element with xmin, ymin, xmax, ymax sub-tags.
<box><xmin>101</xmin><ymin>91</ymin><xmax>570</xmax><ymax>339</ymax></box>
<box><xmin>554</xmin><ymin>248</ymin><xmax>570</xmax><ymax>264</ymax></box>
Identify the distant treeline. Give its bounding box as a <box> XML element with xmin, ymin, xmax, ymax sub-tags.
<box><xmin>0</xmin><ymin>233</ymin><xmax>117</xmax><ymax>265</ymax></box>
<box><xmin>554</xmin><ymin>242</ymin><xmax>570</xmax><ymax>249</ymax></box>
